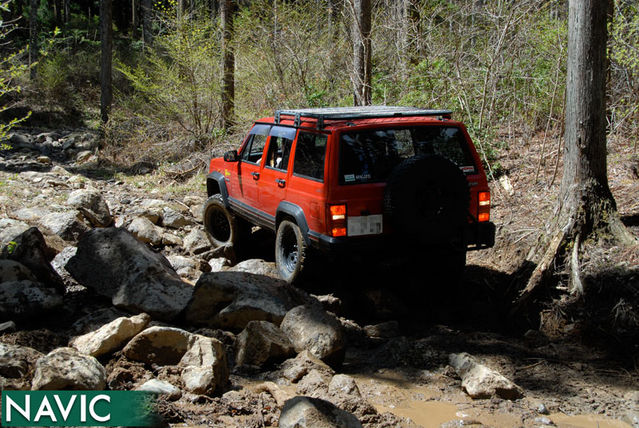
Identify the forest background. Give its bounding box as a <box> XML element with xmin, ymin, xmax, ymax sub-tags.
<box><xmin>1</xmin><ymin>0</ymin><xmax>638</xmax><ymax>174</ymax></box>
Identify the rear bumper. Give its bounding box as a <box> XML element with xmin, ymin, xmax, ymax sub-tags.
<box><xmin>310</xmin><ymin>221</ymin><xmax>495</xmax><ymax>253</ymax></box>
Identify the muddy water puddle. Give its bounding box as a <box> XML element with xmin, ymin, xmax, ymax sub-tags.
<box><xmin>353</xmin><ymin>371</ymin><xmax>632</xmax><ymax>428</ymax></box>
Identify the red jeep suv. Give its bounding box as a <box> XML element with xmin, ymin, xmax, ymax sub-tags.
<box><xmin>204</xmin><ymin>106</ymin><xmax>495</xmax><ymax>283</ymax></box>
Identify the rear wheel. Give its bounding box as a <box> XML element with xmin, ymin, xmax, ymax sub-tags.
<box><xmin>203</xmin><ymin>194</ymin><xmax>244</xmax><ymax>248</ymax></box>
<box><xmin>275</xmin><ymin>220</ymin><xmax>307</xmax><ymax>284</ymax></box>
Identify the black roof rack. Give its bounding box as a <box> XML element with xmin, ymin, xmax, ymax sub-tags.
<box><xmin>274</xmin><ymin>106</ymin><xmax>452</xmax><ymax>129</ymax></box>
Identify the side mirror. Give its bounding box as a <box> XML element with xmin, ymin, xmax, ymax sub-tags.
<box><xmin>223</xmin><ymin>150</ymin><xmax>238</xmax><ymax>162</ymax></box>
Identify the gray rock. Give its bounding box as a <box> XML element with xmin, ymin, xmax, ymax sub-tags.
<box><xmin>280</xmin><ymin>350</ymin><xmax>335</xmax><ymax>383</ymax></box>
<box><xmin>328</xmin><ymin>374</ymin><xmax>361</xmax><ymax>399</ymax></box>
<box><xmin>449</xmin><ymin>353</ymin><xmax>523</xmax><ymax>399</ymax></box>
<box><xmin>312</xmin><ymin>294</ymin><xmax>343</xmax><ymax>315</ymax></box>
<box><xmin>0</xmin><ymin>320</ymin><xmax>16</xmax><ymax>333</ymax></box>
<box><xmin>0</xmin><ymin>259</ymin><xmax>36</xmax><ymax>282</ymax></box>
<box><xmin>166</xmin><ymin>255</ymin><xmax>199</xmax><ymax>272</ymax></box>
<box><xmin>280</xmin><ymin>305</ymin><xmax>345</xmax><ymax>366</ymax></box>
<box><xmin>67</xmin><ymin>189</ymin><xmax>113</xmax><ymax>227</ymax></box>
<box><xmin>36</xmin><ymin>155</ymin><xmax>52</xmax><ymax>165</ymax></box>
<box><xmin>229</xmin><ymin>259</ymin><xmax>278</xmax><ymax>277</ymax></box>
<box><xmin>0</xmin><ymin>228</ymin><xmax>65</xmax><ymax>291</ymax></box>
<box><xmin>179</xmin><ymin>334</ymin><xmax>228</xmax><ymax>395</ymax></box>
<box><xmin>162</xmin><ymin>233</ymin><xmax>183</xmax><ymax>247</ymax></box>
<box><xmin>162</xmin><ymin>207</ymin><xmax>193</xmax><ymax>228</ymax></box>
<box><xmin>0</xmin><ymin>280</ymin><xmax>63</xmax><ymax>319</ymax></box>
<box><xmin>76</xmin><ymin>150</ymin><xmax>95</xmax><ymax>164</ymax></box>
<box><xmin>32</xmin><ymin>347</ymin><xmax>106</xmax><ymax>390</ymax></box>
<box><xmin>363</xmin><ymin>321</ymin><xmax>399</xmax><ymax>339</ymax></box>
<box><xmin>0</xmin><ymin>219</ymin><xmax>30</xmax><ymax>247</ymax></box>
<box><xmin>624</xmin><ymin>410</ymin><xmax>639</xmax><ymax>428</ymax></box>
<box><xmin>534</xmin><ymin>416</ymin><xmax>555</xmax><ymax>426</ymax></box>
<box><xmin>65</xmin><ymin>228</ymin><xmax>193</xmax><ymax>321</ymax></box>
<box><xmin>296</xmin><ymin>369</ymin><xmax>331</xmax><ymax>398</ymax></box>
<box><xmin>9</xmin><ymin>132</ymin><xmax>30</xmax><ymax>147</ymax></box>
<box><xmin>12</xmin><ymin>207</ymin><xmax>51</xmax><ymax>222</ymax></box>
<box><xmin>0</xmin><ymin>343</ymin><xmax>43</xmax><ymax>378</ymax></box>
<box><xmin>183</xmin><ymin>228</ymin><xmax>210</xmax><ymax>255</ymax></box>
<box><xmin>70</xmin><ymin>313</ymin><xmax>151</xmax><ymax>357</ymax></box>
<box><xmin>208</xmin><ymin>257</ymin><xmax>229</xmax><ymax>272</ymax></box>
<box><xmin>279</xmin><ymin>396</ymin><xmax>363</xmax><ymax>428</ymax></box>
<box><xmin>41</xmin><ymin>211</ymin><xmax>90</xmax><ymax>241</ymax></box>
<box><xmin>123</xmin><ymin>326</ymin><xmax>228</xmax><ymax>394</ymax></box>
<box><xmin>51</xmin><ymin>246</ymin><xmax>78</xmax><ymax>286</ymax></box>
<box><xmin>137</xmin><ymin>379</ymin><xmax>181</xmax><ymax>400</ymax></box>
<box><xmin>70</xmin><ymin>307</ymin><xmax>131</xmax><ymax>335</ymax></box>
<box><xmin>127</xmin><ymin>217</ymin><xmax>162</xmax><ymax>246</ymax></box>
<box><xmin>123</xmin><ymin>326</ymin><xmax>192</xmax><ymax>365</ymax></box>
<box><xmin>185</xmin><ymin>271</ymin><xmax>309</xmax><ymax>330</ymax></box>
<box><xmin>235</xmin><ymin>320</ymin><xmax>295</xmax><ymax>368</ymax></box>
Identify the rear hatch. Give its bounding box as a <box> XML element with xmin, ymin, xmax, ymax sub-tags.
<box><xmin>328</xmin><ymin>123</ymin><xmax>479</xmax><ymax>237</ymax></box>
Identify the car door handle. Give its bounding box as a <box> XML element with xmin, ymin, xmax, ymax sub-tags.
<box><xmin>275</xmin><ymin>178</ymin><xmax>286</xmax><ymax>188</ymax></box>
<box><xmin>251</xmin><ymin>172</ymin><xmax>260</xmax><ymax>180</ymax></box>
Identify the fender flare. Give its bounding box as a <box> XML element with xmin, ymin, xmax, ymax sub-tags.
<box><xmin>206</xmin><ymin>172</ymin><xmax>230</xmax><ymax>207</ymax></box>
<box><xmin>276</xmin><ymin>201</ymin><xmax>311</xmax><ymax>246</ymax></box>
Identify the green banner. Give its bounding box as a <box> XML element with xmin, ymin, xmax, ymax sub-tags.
<box><xmin>1</xmin><ymin>391</ymin><xmax>161</xmax><ymax>427</ymax></box>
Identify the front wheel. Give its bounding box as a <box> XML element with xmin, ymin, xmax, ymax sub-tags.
<box><xmin>275</xmin><ymin>220</ymin><xmax>307</xmax><ymax>284</ymax></box>
<box><xmin>202</xmin><ymin>194</ymin><xmax>241</xmax><ymax>248</ymax></box>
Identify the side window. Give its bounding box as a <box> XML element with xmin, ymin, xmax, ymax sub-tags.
<box><xmin>241</xmin><ymin>134</ymin><xmax>268</xmax><ymax>164</ymax></box>
<box><xmin>294</xmin><ymin>133</ymin><xmax>327</xmax><ymax>181</ymax></box>
<box><xmin>265</xmin><ymin>136</ymin><xmax>294</xmax><ymax>170</ymax></box>
<box><xmin>240</xmin><ymin>124</ymin><xmax>271</xmax><ymax>164</ymax></box>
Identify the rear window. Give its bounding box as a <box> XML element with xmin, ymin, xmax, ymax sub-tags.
<box><xmin>339</xmin><ymin>126</ymin><xmax>476</xmax><ymax>185</ymax></box>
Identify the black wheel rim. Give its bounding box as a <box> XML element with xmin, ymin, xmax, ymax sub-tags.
<box><xmin>207</xmin><ymin>208</ymin><xmax>231</xmax><ymax>242</ymax></box>
<box><xmin>280</xmin><ymin>226</ymin><xmax>299</xmax><ymax>273</ymax></box>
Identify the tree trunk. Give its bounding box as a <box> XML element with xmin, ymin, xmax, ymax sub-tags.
<box><xmin>131</xmin><ymin>0</ymin><xmax>139</xmax><ymax>38</ymax></box>
<box><xmin>54</xmin><ymin>0</ymin><xmax>62</xmax><ymax>26</ymax></box>
<box><xmin>350</xmin><ymin>0</ymin><xmax>371</xmax><ymax>106</ymax></box>
<box><xmin>518</xmin><ymin>0</ymin><xmax>634</xmax><ymax>302</ymax></box>
<box><xmin>100</xmin><ymin>0</ymin><xmax>113</xmax><ymax>123</ymax></box>
<box><xmin>220</xmin><ymin>0</ymin><xmax>235</xmax><ymax>130</ymax></box>
<box><xmin>29</xmin><ymin>0</ymin><xmax>37</xmax><ymax>80</ymax></box>
<box><xmin>64</xmin><ymin>0</ymin><xmax>70</xmax><ymax>23</ymax></box>
<box><xmin>142</xmin><ymin>0</ymin><xmax>152</xmax><ymax>46</ymax></box>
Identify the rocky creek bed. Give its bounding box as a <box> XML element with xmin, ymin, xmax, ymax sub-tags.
<box><xmin>0</xmin><ymin>128</ymin><xmax>637</xmax><ymax>427</ymax></box>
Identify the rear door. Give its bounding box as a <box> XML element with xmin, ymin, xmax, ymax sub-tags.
<box><xmin>258</xmin><ymin>126</ymin><xmax>297</xmax><ymax>219</ymax></box>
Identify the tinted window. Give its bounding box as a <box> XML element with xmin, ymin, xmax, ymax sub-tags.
<box><xmin>241</xmin><ymin>133</ymin><xmax>268</xmax><ymax>164</ymax></box>
<box><xmin>339</xmin><ymin>126</ymin><xmax>475</xmax><ymax>184</ymax></box>
<box><xmin>294</xmin><ymin>133</ymin><xmax>327</xmax><ymax>181</ymax></box>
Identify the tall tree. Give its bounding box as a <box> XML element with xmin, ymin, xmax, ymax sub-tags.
<box><xmin>220</xmin><ymin>0</ymin><xmax>235</xmax><ymax>130</ymax></box>
<box><xmin>100</xmin><ymin>0</ymin><xmax>113</xmax><ymax>123</ymax></box>
<box><xmin>350</xmin><ymin>0</ymin><xmax>371</xmax><ymax>106</ymax></box>
<box><xmin>29</xmin><ymin>0</ymin><xmax>37</xmax><ymax>80</ymax></box>
<box><xmin>142</xmin><ymin>0</ymin><xmax>152</xmax><ymax>45</ymax></box>
<box><xmin>520</xmin><ymin>0</ymin><xmax>635</xmax><ymax>300</ymax></box>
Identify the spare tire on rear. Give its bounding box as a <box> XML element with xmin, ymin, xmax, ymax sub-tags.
<box><xmin>384</xmin><ymin>155</ymin><xmax>469</xmax><ymax>249</ymax></box>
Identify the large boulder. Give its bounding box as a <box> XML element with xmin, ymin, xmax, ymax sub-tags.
<box><xmin>41</xmin><ymin>211</ymin><xmax>90</xmax><ymax>242</ymax></box>
<box><xmin>235</xmin><ymin>320</ymin><xmax>295</xmax><ymax>368</ymax></box>
<box><xmin>70</xmin><ymin>313</ymin><xmax>151</xmax><ymax>357</ymax></box>
<box><xmin>179</xmin><ymin>334</ymin><xmax>228</xmax><ymax>395</ymax></box>
<box><xmin>0</xmin><ymin>219</ymin><xmax>30</xmax><ymax>247</ymax></box>
<box><xmin>123</xmin><ymin>326</ymin><xmax>192</xmax><ymax>365</ymax></box>
<box><xmin>123</xmin><ymin>326</ymin><xmax>228</xmax><ymax>395</ymax></box>
<box><xmin>126</xmin><ymin>217</ymin><xmax>162</xmax><ymax>246</ymax></box>
<box><xmin>1</xmin><ymin>228</ymin><xmax>64</xmax><ymax>291</ymax></box>
<box><xmin>449</xmin><ymin>353</ymin><xmax>523</xmax><ymax>400</ymax></box>
<box><xmin>0</xmin><ymin>343</ymin><xmax>43</xmax><ymax>378</ymax></box>
<box><xmin>0</xmin><ymin>260</ymin><xmax>36</xmax><ymax>283</ymax></box>
<box><xmin>67</xmin><ymin>189</ymin><xmax>113</xmax><ymax>227</ymax></box>
<box><xmin>280</xmin><ymin>305</ymin><xmax>345</xmax><ymax>366</ymax></box>
<box><xmin>32</xmin><ymin>347</ymin><xmax>106</xmax><ymax>390</ymax></box>
<box><xmin>279</xmin><ymin>396</ymin><xmax>363</xmax><ymax>428</ymax></box>
<box><xmin>185</xmin><ymin>271</ymin><xmax>309</xmax><ymax>330</ymax></box>
<box><xmin>50</xmin><ymin>246</ymin><xmax>78</xmax><ymax>287</ymax></box>
<box><xmin>65</xmin><ymin>228</ymin><xmax>193</xmax><ymax>320</ymax></box>
<box><xmin>279</xmin><ymin>350</ymin><xmax>335</xmax><ymax>383</ymax></box>
<box><xmin>161</xmin><ymin>207</ymin><xmax>194</xmax><ymax>229</ymax></box>
<box><xmin>183</xmin><ymin>228</ymin><xmax>210</xmax><ymax>255</ymax></box>
<box><xmin>0</xmin><ymin>280</ymin><xmax>63</xmax><ymax>319</ymax></box>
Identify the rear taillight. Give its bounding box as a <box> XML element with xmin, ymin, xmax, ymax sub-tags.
<box><xmin>328</xmin><ymin>204</ymin><xmax>347</xmax><ymax>237</ymax></box>
<box><xmin>478</xmin><ymin>191</ymin><xmax>490</xmax><ymax>222</ymax></box>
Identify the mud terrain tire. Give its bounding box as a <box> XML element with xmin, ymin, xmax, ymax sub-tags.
<box><xmin>203</xmin><ymin>194</ymin><xmax>247</xmax><ymax>248</ymax></box>
<box><xmin>275</xmin><ymin>220</ymin><xmax>307</xmax><ymax>284</ymax></box>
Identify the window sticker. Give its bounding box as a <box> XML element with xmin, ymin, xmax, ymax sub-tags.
<box><xmin>344</xmin><ymin>174</ymin><xmax>355</xmax><ymax>182</ymax></box>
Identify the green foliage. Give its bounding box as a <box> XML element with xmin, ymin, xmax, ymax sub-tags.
<box><xmin>5</xmin><ymin>240</ymin><xmax>17</xmax><ymax>254</ymax></box>
<box><xmin>116</xmin><ymin>12</ymin><xmax>223</xmax><ymax>148</ymax></box>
